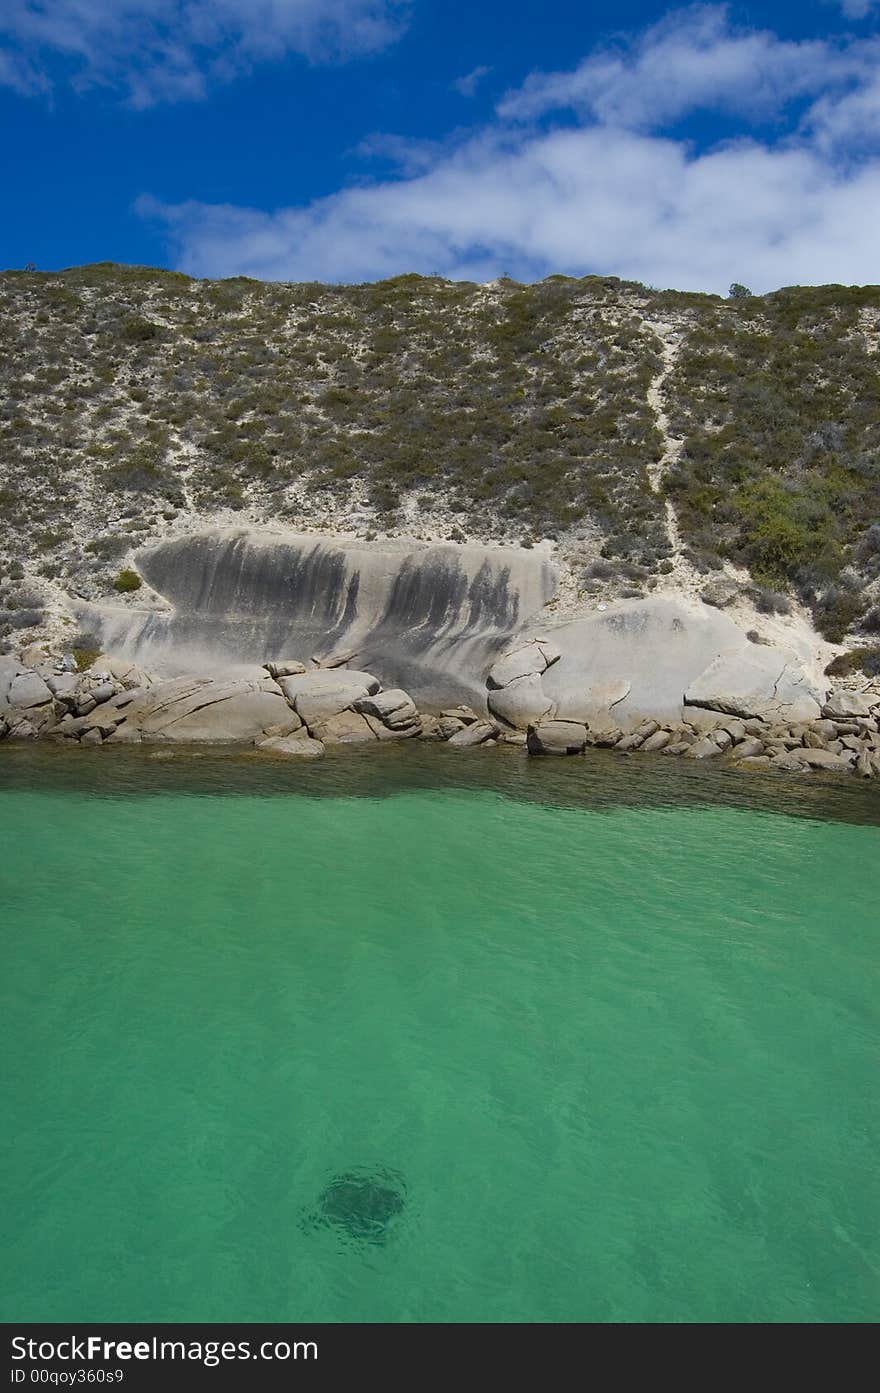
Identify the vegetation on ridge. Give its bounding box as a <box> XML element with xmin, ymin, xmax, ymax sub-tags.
<box><xmin>0</xmin><ymin>262</ymin><xmax>878</xmax><ymax>643</ymax></box>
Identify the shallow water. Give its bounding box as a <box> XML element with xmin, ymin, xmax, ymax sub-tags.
<box><xmin>1</xmin><ymin>745</ymin><xmax>878</xmax><ymax>1322</ymax></box>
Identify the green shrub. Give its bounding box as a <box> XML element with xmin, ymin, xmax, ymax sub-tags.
<box><xmin>112</xmin><ymin>568</ymin><xmax>142</xmax><ymax>593</ymax></box>
<box><xmin>824</xmin><ymin>647</ymin><xmax>880</xmax><ymax>678</ymax></box>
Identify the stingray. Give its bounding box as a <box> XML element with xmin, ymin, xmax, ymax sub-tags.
<box><xmin>303</xmin><ymin>1166</ymin><xmax>406</xmax><ymax>1246</ymax></box>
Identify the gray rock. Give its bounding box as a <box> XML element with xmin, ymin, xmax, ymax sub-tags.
<box><xmin>447</xmin><ymin>721</ymin><xmax>498</xmax><ymax>748</ymax></box>
<box><xmin>661</xmin><ymin>741</ymin><xmax>695</xmax><ymax>756</ymax></box>
<box><xmin>8</xmin><ymin>671</ymin><xmax>52</xmax><ymax>708</ymax></box>
<box><xmin>354</xmin><ymin>689</ymin><xmax>417</xmax><ymax>724</ymax></box>
<box><xmin>686</xmin><ymin>647</ymin><xmax>823</xmax><ymax>725</ymax></box>
<box><xmin>260</xmin><ymin>714</ymin><xmax>304</xmax><ymax>739</ymax></box>
<box><xmin>712</xmin><ymin>729</ymin><xmax>733</xmax><ymax>752</ymax></box>
<box><xmin>856</xmin><ymin>750</ymin><xmax>874</xmax><ymax>778</ymax></box>
<box><xmin>89</xmin><ymin>681</ymin><xmax>116</xmax><ymax>706</ymax></box>
<box><xmin>700</xmin><ymin>577</ymin><xmax>740</xmax><ymax>608</ymax></box>
<box><xmin>362</xmin><ymin>713</ymin><xmax>421</xmax><ymax>741</ymax></box>
<box><xmin>590</xmin><ymin>728</ymin><xmax>622</xmax><ymax>747</ymax></box>
<box><xmin>440</xmin><ymin>705</ymin><xmax>480</xmax><ymax>725</ymax></box>
<box><xmin>46</xmin><ymin>673</ymin><xmax>79</xmax><ymax>704</ymax></box>
<box><xmin>771</xmin><ymin>753</ymin><xmax>808</xmax><ymax>773</ymax></box>
<box><xmin>0</xmin><ymin>656</ymin><xmax>25</xmax><ymax>702</ymax></box>
<box><xmin>721</xmin><ymin>718</ymin><xmax>747</xmax><ymax>743</ymax></box>
<box><xmin>309</xmin><ymin>710</ymin><xmax>377</xmax><ymax>744</ymax></box>
<box><xmin>487</xmin><ymin>674</ymin><xmax>553</xmax><ymax>729</ymax></box>
<box><xmin>798</xmin><ymin>748</ymin><xmax>855</xmax><ymax>771</ymax></box>
<box><xmin>810</xmin><ymin>718</ymin><xmax>838</xmax><ymax>738</ymax></box>
<box><xmin>640</xmin><ymin>730</ymin><xmax>671</xmax><ymax>752</ymax></box>
<box><xmin>736</xmin><ymin>755</ymin><xmax>772</xmax><ymax>769</ymax></box>
<box><xmin>417</xmin><ymin>715</ymin><xmax>444</xmax><ymax>741</ymax></box>
<box><xmin>264</xmin><ymin>660</ymin><xmax>306</xmax><ymax>679</ymax></box>
<box><xmin>615</xmin><ymin>733</ymin><xmax>644</xmax><ymax>752</ymax></box>
<box><xmin>686</xmin><ymin>736</ymin><xmax>723</xmax><ymax>759</ymax></box>
<box><xmin>80</xmin><ymin>727</ymin><xmax>103</xmax><ymax>746</ymax></box>
<box><xmin>526</xmin><ymin>720</ymin><xmax>588</xmax><ymax>755</ymax></box>
<box><xmin>735</xmin><ymin>737</ymin><xmax>765</xmax><ymax>759</ymax></box>
<box><xmin>487</xmin><ymin>640</ymin><xmax>557</xmax><ymax>689</ymax></box>
<box><xmin>104</xmin><ymin>724</ymin><xmax>142</xmax><ymax>744</ymax></box>
<box><xmin>279</xmin><ymin>670</ymin><xmax>380</xmax><ymax>723</ymax></box>
<box><xmin>436</xmin><ymin>716</ymin><xmax>465</xmax><ymax>739</ymax></box>
<box><xmin>75</xmin><ymin>695</ymin><xmax>97</xmax><ymax>716</ymax></box>
<box><xmin>131</xmin><ymin>679</ymin><xmax>291</xmax><ymax>743</ymax></box>
<box><xmin>258</xmin><ymin>732</ymin><xmax>325</xmax><ymax>757</ymax></box>
<box><xmin>822</xmin><ymin>692</ymin><xmax>873</xmax><ymax>719</ymax></box>
<box><xmin>552</xmin><ymin>679</ymin><xmax>631</xmax><ymax>727</ymax></box>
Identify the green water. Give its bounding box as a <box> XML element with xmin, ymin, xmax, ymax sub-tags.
<box><xmin>1</xmin><ymin>746</ymin><xmax>878</xmax><ymax>1323</ymax></box>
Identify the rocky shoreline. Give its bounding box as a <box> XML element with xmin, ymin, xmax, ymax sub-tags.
<box><xmin>2</xmin><ymin>640</ymin><xmax>879</xmax><ymax>781</ymax></box>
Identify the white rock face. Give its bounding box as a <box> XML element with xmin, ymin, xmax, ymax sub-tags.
<box><xmin>74</xmin><ymin>527</ymin><xmax>557</xmax><ymax>707</ymax></box>
<box><xmin>684</xmin><ymin>648</ymin><xmax>823</xmax><ymax>724</ymax></box>
<box><xmin>538</xmin><ymin>597</ymin><xmax>827</xmax><ymax>730</ymax></box>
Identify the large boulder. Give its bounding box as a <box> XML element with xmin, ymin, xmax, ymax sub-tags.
<box><xmin>115</xmin><ymin>677</ymin><xmax>291</xmax><ymax>743</ymax></box>
<box><xmin>487</xmin><ymin>639</ymin><xmax>560</xmax><ymax>689</ymax></box>
<box><xmin>277</xmin><ymin>670</ymin><xmax>381</xmax><ymax>725</ymax></box>
<box><xmin>354</xmin><ymin>689</ymin><xmax>418</xmax><ymax>726</ymax></box>
<box><xmin>526</xmin><ymin>720</ymin><xmax>588</xmax><ymax>755</ymax></box>
<box><xmin>700</xmin><ymin>578</ymin><xmax>740</xmax><ymax>608</ymax></box>
<box><xmin>7</xmin><ymin>671</ymin><xmax>52</xmax><ymax>708</ymax></box>
<box><xmin>798</xmin><ymin>748</ymin><xmax>855</xmax><ymax>771</ymax></box>
<box><xmin>822</xmin><ymin>692</ymin><xmax>874</xmax><ymax>719</ymax></box>
<box><xmin>487</xmin><ymin>674</ymin><xmax>553</xmax><ymax>729</ymax></box>
<box><xmin>541</xmin><ymin>598</ymin><xmax>826</xmax><ymax>730</ymax></box>
<box><xmin>685</xmin><ymin>647</ymin><xmax>824</xmax><ymax>725</ymax></box>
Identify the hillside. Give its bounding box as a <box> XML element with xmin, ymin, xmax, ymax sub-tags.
<box><xmin>1</xmin><ymin>263</ymin><xmax>879</xmax><ymax>664</ymax></box>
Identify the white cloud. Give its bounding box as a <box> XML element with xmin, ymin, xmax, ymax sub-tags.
<box><xmin>837</xmin><ymin>1</ymin><xmax>877</xmax><ymax>18</ymax></box>
<box><xmin>454</xmin><ymin>64</ymin><xmax>491</xmax><ymax>98</ymax></box>
<box><xmin>137</xmin><ymin>125</ymin><xmax>880</xmax><ymax>293</ymax></box>
<box><xmin>134</xmin><ymin>4</ymin><xmax>880</xmax><ymax>293</ymax></box>
<box><xmin>497</xmin><ymin>5</ymin><xmax>874</xmax><ymax>129</ymax></box>
<box><xmin>0</xmin><ymin>1</ymin><xmax>408</xmax><ymax>105</ymax></box>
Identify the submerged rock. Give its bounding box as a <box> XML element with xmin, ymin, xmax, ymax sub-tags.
<box><xmin>304</xmin><ymin>1167</ymin><xmax>406</xmax><ymax>1245</ymax></box>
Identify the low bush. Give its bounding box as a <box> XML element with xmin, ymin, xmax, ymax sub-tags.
<box><xmin>112</xmin><ymin>569</ymin><xmax>142</xmax><ymax>593</ymax></box>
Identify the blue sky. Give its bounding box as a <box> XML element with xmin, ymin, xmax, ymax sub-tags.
<box><xmin>2</xmin><ymin>1</ymin><xmax>879</xmax><ymax>290</ymax></box>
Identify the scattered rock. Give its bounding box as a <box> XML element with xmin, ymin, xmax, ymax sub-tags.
<box><xmin>309</xmin><ymin>711</ymin><xmax>377</xmax><ymax>745</ymax></box>
<box><xmin>354</xmin><ymin>689</ymin><xmax>418</xmax><ymax>725</ymax></box>
<box><xmin>640</xmin><ymin>730</ymin><xmax>671</xmax><ymax>752</ymax></box>
<box><xmin>822</xmin><ymin>692</ymin><xmax>873</xmax><ymax>719</ymax></box>
<box><xmin>447</xmin><ymin>721</ymin><xmax>498</xmax><ymax>748</ymax></box>
<box><xmin>735</xmin><ymin>737</ymin><xmax>765</xmax><ymax>759</ymax></box>
<box><xmin>440</xmin><ymin>705</ymin><xmax>479</xmax><ymax>725</ymax></box>
<box><xmin>686</xmin><ymin>736</ymin><xmax>723</xmax><ymax>759</ymax></box>
<box><xmin>700</xmin><ymin>578</ymin><xmax>740</xmax><ymax>608</ymax></box>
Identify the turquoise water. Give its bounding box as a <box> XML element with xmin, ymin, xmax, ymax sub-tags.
<box><xmin>1</xmin><ymin>746</ymin><xmax>878</xmax><ymax>1322</ymax></box>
